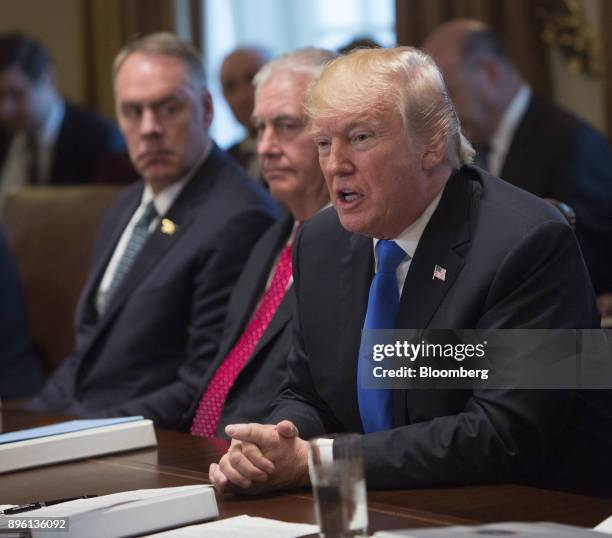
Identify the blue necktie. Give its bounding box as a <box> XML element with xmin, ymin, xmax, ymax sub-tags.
<box><xmin>98</xmin><ymin>201</ymin><xmax>158</xmax><ymax>314</ymax></box>
<box><xmin>357</xmin><ymin>240</ymin><xmax>407</xmax><ymax>433</ymax></box>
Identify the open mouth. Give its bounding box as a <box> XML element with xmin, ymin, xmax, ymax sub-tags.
<box><xmin>337</xmin><ymin>189</ymin><xmax>362</xmax><ymax>204</ymax></box>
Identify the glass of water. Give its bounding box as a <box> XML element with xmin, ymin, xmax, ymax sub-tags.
<box><xmin>308</xmin><ymin>434</ymin><xmax>368</xmax><ymax>538</ymax></box>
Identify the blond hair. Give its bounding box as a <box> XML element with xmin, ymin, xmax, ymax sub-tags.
<box><xmin>305</xmin><ymin>46</ymin><xmax>474</xmax><ymax>166</ymax></box>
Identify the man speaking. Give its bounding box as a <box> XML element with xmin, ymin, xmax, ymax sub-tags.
<box><xmin>210</xmin><ymin>47</ymin><xmax>610</xmax><ymax>496</ymax></box>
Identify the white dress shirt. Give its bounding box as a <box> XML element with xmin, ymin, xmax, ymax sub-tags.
<box><xmin>95</xmin><ymin>141</ymin><xmax>212</xmax><ymax>313</ymax></box>
<box><xmin>373</xmin><ymin>190</ymin><xmax>443</xmax><ymax>294</ymax></box>
<box><xmin>488</xmin><ymin>85</ymin><xmax>531</xmax><ymax>177</ymax></box>
<box><xmin>0</xmin><ymin>98</ymin><xmax>65</xmax><ymax>207</ymax></box>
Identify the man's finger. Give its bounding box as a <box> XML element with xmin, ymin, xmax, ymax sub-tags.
<box><xmin>225</xmin><ymin>422</ymin><xmax>273</xmax><ymax>446</ymax></box>
<box><xmin>209</xmin><ymin>462</ymin><xmax>228</xmax><ymax>493</ymax></box>
<box><xmin>228</xmin><ymin>444</ymin><xmax>271</xmax><ymax>482</ymax></box>
<box><xmin>241</xmin><ymin>441</ymin><xmax>275</xmax><ymax>474</ymax></box>
<box><xmin>275</xmin><ymin>420</ymin><xmax>299</xmax><ymax>438</ymax></box>
<box><xmin>225</xmin><ymin>423</ymin><xmax>277</xmax><ymax>474</ymax></box>
<box><xmin>219</xmin><ymin>456</ymin><xmax>253</xmax><ymax>489</ymax></box>
<box><xmin>227</xmin><ymin>435</ymin><xmax>274</xmax><ymax>473</ymax></box>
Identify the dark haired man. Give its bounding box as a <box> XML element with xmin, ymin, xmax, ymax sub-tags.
<box><xmin>0</xmin><ymin>34</ymin><xmax>128</xmax><ymax>202</ymax></box>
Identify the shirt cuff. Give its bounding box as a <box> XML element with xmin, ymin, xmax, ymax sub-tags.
<box><xmin>309</xmin><ymin>437</ymin><xmax>335</xmax><ymax>466</ymax></box>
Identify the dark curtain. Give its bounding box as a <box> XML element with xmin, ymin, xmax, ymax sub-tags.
<box><xmin>82</xmin><ymin>0</ymin><xmax>202</xmax><ymax>119</ymax></box>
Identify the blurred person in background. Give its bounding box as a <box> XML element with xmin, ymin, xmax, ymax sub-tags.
<box><xmin>0</xmin><ymin>33</ymin><xmax>130</xmax><ymax>207</ymax></box>
<box><xmin>221</xmin><ymin>46</ymin><xmax>271</xmax><ymax>183</ymax></box>
<box><xmin>0</xmin><ymin>226</ymin><xmax>44</xmax><ymax>400</ymax></box>
<box><xmin>424</xmin><ymin>20</ymin><xmax>612</xmax><ymax>301</ymax></box>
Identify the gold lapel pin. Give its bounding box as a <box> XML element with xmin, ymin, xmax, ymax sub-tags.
<box><xmin>161</xmin><ymin>218</ymin><xmax>178</xmax><ymax>235</ymax></box>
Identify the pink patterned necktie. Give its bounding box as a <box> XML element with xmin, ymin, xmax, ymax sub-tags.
<box><xmin>191</xmin><ymin>242</ymin><xmax>294</xmax><ymax>437</ymax></box>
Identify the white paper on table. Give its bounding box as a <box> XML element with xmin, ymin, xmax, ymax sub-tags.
<box><xmin>144</xmin><ymin>514</ymin><xmax>318</xmax><ymax>537</ymax></box>
<box><xmin>595</xmin><ymin>515</ymin><xmax>612</xmax><ymax>535</ymax></box>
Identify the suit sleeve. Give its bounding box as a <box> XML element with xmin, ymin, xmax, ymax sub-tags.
<box><xmin>0</xmin><ymin>231</ymin><xmax>44</xmax><ymax>399</ymax></box>
<box><xmin>267</xmin><ymin>228</ymin><xmax>345</xmax><ymax>438</ymax></box>
<box><xmin>549</xmin><ymin>125</ymin><xmax>612</xmax><ymax>295</ymax></box>
<box><xmin>361</xmin><ymin>220</ymin><xmax>600</xmax><ymax>488</ymax></box>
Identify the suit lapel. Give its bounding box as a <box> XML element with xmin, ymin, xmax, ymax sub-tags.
<box><xmin>392</xmin><ymin>169</ymin><xmax>476</xmax><ymax>427</ymax></box>
<box><xmin>396</xmin><ymin>170</ymin><xmax>473</xmax><ymax>329</ymax></box>
<box><xmin>89</xmin><ymin>146</ymin><xmax>224</xmax><ymax>335</ymax></box>
<box><xmin>249</xmin><ymin>286</ymin><xmax>293</xmax><ymax>359</ymax></box>
<box><xmin>224</xmin><ymin>216</ymin><xmax>295</xmax><ymax>361</ymax></box>
<box><xmin>185</xmin><ymin>217</ymin><xmax>294</xmax><ymax>423</ymax></box>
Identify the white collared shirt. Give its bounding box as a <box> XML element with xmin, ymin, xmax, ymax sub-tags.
<box><xmin>373</xmin><ymin>189</ymin><xmax>443</xmax><ymax>294</ymax></box>
<box><xmin>95</xmin><ymin>141</ymin><xmax>212</xmax><ymax>313</ymax></box>
<box><xmin>0</xmin><ymin>98</ymin><xmax>65</xmax><ymax>208</ymax></box>
<box><xmin>488</xmin><ymin>85</ymin><xmax>531</xmax><ymax>177</ymax></box>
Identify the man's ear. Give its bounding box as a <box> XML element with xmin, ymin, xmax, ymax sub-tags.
<box><xmin>422</xmin><ymin>137</ymin><xmax>445</xmax><ymax>171</ymax></box>
<box><xmin>202</xmin><ymin>89</ymin><xmax>214</xmax><ymax>128</ymax></box>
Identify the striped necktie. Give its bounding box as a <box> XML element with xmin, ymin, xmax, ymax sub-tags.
<box><xmin>98</xmin><ymin>201</ymin><xmax>158</xmax><ymax>314</ymax></box>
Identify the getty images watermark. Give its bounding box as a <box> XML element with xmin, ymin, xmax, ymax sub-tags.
<box><xmin>360</xmin><ymin>329</ymin><xmax>612</xmax><ymax>389</ymax></box>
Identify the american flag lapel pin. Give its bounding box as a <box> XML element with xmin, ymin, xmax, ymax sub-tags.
<box><xmin>433</xmin><ymin>264</ymin><xmax>447</xmax><ymax>281</ymax></box>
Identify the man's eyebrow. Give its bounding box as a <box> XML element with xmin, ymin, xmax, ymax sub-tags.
<box><xmin>344</xmin><ymin>116</ymin><xmax>380</xmax><ymax>131</ymax></box>
<box><xmin>309</xmin><ymin>116</ymin><xmax>379</xmax><ymax>137</ymax></box>
<box><xmin>309</xmin><ymin>127</ymin><xmax>328</xmax><ymax>138</ymax></box>
<box><xmin>271</xmin><ymin>113</ymin><xmax>301</xmax><ymax>122</ymax></box>
<box><xmin>252</xmin><ymin>113</ymin><xmax>302</xmax><ymax>124</ymax></box>
<box><xmin>120</xmin><ymin>95</ymin><xmax>181</xmax><ymax>109</ymax></box>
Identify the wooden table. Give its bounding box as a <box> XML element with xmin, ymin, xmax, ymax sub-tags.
<box><xmin>2</xmin><ymin>409</ymin><xmax>611</xmax><ymax>534</ymax></box>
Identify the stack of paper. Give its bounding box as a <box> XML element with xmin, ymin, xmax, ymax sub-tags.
<box><xmin>145</xmin><ymin>514</ymin><xmax>319</xmax><ymax>537</ymax></box>
<box><xmin>0</xmin><ymin>416</ymin><xmax>157</xmax><ymax>473</ymax></box>
<box><xmin>2</xmin><ymin>485</ymin><xmax>218</xmax><ymax>538</ymax></box>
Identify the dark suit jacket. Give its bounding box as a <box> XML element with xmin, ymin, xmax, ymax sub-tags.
<box><xmin>500</xmin><ymin>94</ymin><xmax>612</xmax><ymax>295</ymax></box>
<box><xmin>50</xmin><ymin>102</ymin><xmax>126</xmax><ymax>183</ymax></box>
<box><xmin>182</xmin><ymin>215</ymin><xmax>295</xmax><ymax>434</ymax></box>
<box><xmin>29</xmin><ymin>145</ymin><xmax>279</xmax><ymax>428</ymax></box>
<box><xmin>268</xmin><ymin>166</ymin><xmax>612</xmax><ymax>496</ymax></box>
<box><xmin>0</xmin><ymin>101</ymin><xmax>127</xmax><ymax>185</ymax></box>
<box><xmin>0</xmin><ymin>228</ymin><xmax>44</xmax><ymax>399</ymax></box>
